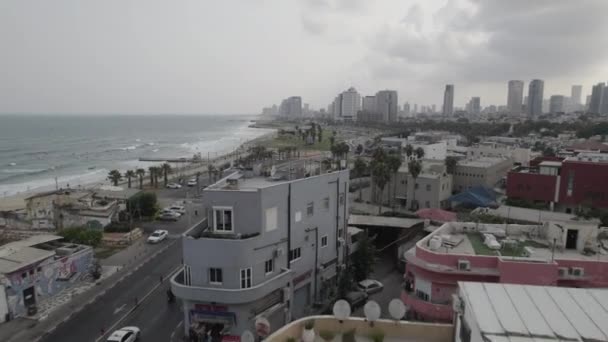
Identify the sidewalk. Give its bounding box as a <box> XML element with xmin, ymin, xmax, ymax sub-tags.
<box><xmin>0</xmin><ymin>238</ymin><xmax>177</xmax><ymax>342</ymax></box>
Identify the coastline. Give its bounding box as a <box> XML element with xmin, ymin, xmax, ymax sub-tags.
<box><xmin>0</xmin><ymin>128</ymin><xmax>276</xmax><ymax>211</ymax></box>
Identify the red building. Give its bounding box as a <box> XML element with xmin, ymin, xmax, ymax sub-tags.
<box><xmin>402</xmin><ymin>221</ymin><xmax>608</xmax><ymax>323</ymax></box>
<box><xmin>506</xmin><ymin>154</ymin><xmax>608</xmax><ymax>213</ymax></box>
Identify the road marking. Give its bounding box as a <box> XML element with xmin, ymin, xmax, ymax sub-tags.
<box><xmin>94</xmin><ymin>263</ymin><xmax>183</xmax><ymax>342</ymax></box>
<box><xmin>170</xmin><ymin>321</ymin><xmax>184</xmax><ymax>342</ymax></box>
<box><xmin>113</xmin><ymin>304</ymin><xmax>126</xmax><ymax>315</ymax></box>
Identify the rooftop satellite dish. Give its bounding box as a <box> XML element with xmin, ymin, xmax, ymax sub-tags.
<box><xmin>388</xmin><ymin>298</ymin><xmax>407</xmax><ymax>320</ymax></box>
<box><xmin>364</xmin><ymin>300</ymin><xmax>381</xmax><ymax>324</ymax></box>
<box><xmin>241</xmin><ymin>330</ymin><xmax>255</xmax><ymax>342</ymax></box>
<box><xmin>332</xmin><ymin>299</ymin><xmax>351</xmax><ymax>321</ymax></box>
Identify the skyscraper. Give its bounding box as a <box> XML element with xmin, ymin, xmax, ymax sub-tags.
<box><xmin>527</xmin><ymin>79</ymin><xmax>544</xmax><ymax>119</ymax></box>
<box><xmin>507</xmin><ymin>80</ymin><xmax>524</xmax><ymax>115</ymax></box>
<box><xmin>362</xmin><ymin>96</ymin><xmax>376</xmax><ymax>112</ymax></box>
<box><xmin>442</xmin><ymin>85</ymin><xmax>454</xmax><ymax>117</ymax></box>
<box><xmin>403</xmin><ymin>102</ymin><xmax>410</xmax><ymax>116</ymax></box>
<box><xmin>279</xmin><ymin>96</ymin><xmax>302</xmax><ymax>117</ymax></box>
<box><xmin>589</xmin><ymin>83</ymin><xmax>605</xmax><ymax>114</ymax></box>
<box><xmin>469</xmin><ymin>97</ymin><xmax>481</xmax><ymax>115</ymax></box>
<box><xmin>332</xmin><ymin>87</ymin><xmax>361</xmax><ymax>121</ymax></box>
<box><xmin>549</xmin><ymin>95</ymin><xmax>565</xmax><ymax>114</ymax></box>
<box><xmin>571</xmin><ymin>85</ymin><xmax>582</xmax><ymax>105</ymax></box>
<box><xmin>375</xmin><ymin>90</ymin><xmax>398</xmax><ymax>122</ymax></box>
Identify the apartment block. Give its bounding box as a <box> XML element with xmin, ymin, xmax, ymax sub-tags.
<box><xmin>453</xmin><ymin>157</ymin><xmax>513</xmax><ymax>192</ymax></box>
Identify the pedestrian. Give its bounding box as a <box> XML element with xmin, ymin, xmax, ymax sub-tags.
<box><xmin>160</xmin><ymin>275</ymin><xmax>163</xmax><ymax>283</ymax></box>
<box><xmin>195</xmin><ymin>210</ymin><xmax>198</xmax><ymax>216</ymax></box>
<box><xmin>100</xmin><ymin>327</ymin><xmax>105</xmax><ymax>336</ymax></box>
<box><xmin>134</xmin><ymin>296</ymin><xmax>139</xmax><ymax>306</ymax></box>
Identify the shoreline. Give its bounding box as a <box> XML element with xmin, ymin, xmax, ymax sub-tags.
<box><xmin>0</xmin><ymin>128</ymin><xmax>276</xmax><ymax>211</ymax></box>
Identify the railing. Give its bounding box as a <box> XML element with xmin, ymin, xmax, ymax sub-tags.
<box><xmin>401</xmin><ymin>291</ymin><xmax>453</xmax><ymax>323</ymax></box>
<box><xmin>171</xmin><ymin>267</ymin><xmax>292</xmax><ymax>304</ymax></box>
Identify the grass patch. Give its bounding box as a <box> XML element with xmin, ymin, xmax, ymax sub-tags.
<box><xmin>94</xmin><ymin>247</ymin><xmax>122</xmax><ymax>259</ymax></box>
<box><xmin>466</xmin><ymin>233</ymin><xmax>497</xmax><ymax>256</ymax></box>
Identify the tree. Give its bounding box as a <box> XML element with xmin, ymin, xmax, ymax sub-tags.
<box><xmin>124</xmin><ymin>170</ymin><xmax>135</xmax><ymax>188</ymax></box>
<box><xmin>337</xmin><ymin>264</ymin><xmax>355</xmax><ymax>298</ymax></box>
<box><xmin>352</xmin><ymin>234</ymin><xmax>375</xmax><ymax>281</ymax></box>
<box><xmin>414</xmin><ymin>147</ymin><xmax>425</xmax><ymax>159</ymax></box>
<box><xmin>355</xmin><ymin>144</ymin><xmax>363</xmax><ymax>155</ymax></box>
<box><xmin>127</xmin><ymin>192</ymin><xmax>158</xmax><ymax>218</ymax></box>
<box><xmin>404</xmin><ymin>144</ymin><xmax>413</xmax><ymax>160</ymax></box>
<box><xmin>542</xmin><ymin>146</ymin><xmax>556</xmax><ymax>157</ymax></box>
<box><xmin>161</xmin><ymin>163</ymin><xmax>172</xmax><ymax>186</ymax></box>
<box><xmin>59</xmin><ymin>227</ymin><xmax>102</xmax><ymax>247</ymax></box>
<box><xmin>408</xmin><ymin>160</ymin><xmax>422</xmax><ymax>211</ymax></box>
<box><xmin>445</xmin><ymin>157</ymin><xmax>458</xmax><ymax>175</ymax></box>
<box><xmin>371</xmin><ymin>156</ymin><xmax>391</xmax><ymax>214</ymax></box>
<box><xmin>152</xmin><ymin>166</ymin><xmax>160</xmax><ymax>188</ymax></box>
<box><xmin>386</xmin><ymin>154</ymin><xmax>403</xmax><ymax>209</ymax></box>
<box><xmin>107</xmin><ymin>170</ymin><xmax>122</xmax><ymax>186</ymax></box>
<box><xmin>148</xmin><ymin>166</ymin><xmax>156</xmax><ymax>187</ymax></box>
<box><xmin>207</xmin><ymin>164</ymin><xmax>217</xmax><ymax>184</ymax></box>
<box><xmin>136</xmin><ymin>168</ymin><xmax>146</xmax><ymax>189</ymax></box>
<box><xmin>353</xmin><ymin>157</ymin><xmax>368</xmax><ymax>201</ymax></box>
<box><xmin>196</xmin><ymin>171</ymin><xmax>202</xmax><ymax>184</ymax></box>
<box><xmin>317</xmin><ymin>124</ymin><xmax>323</xmax><ymax>142</ymax></box>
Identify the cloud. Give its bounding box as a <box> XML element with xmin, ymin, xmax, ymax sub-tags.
<box><xmin>300</xmin><ymin>14</ymin><xmax>327</xmax><ymax>35</ymax></box>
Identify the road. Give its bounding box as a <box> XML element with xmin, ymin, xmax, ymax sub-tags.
<box><xmin>40</xmin><ymin>238</ymin><xmax>183</xmax><ymax>342</ymax></box>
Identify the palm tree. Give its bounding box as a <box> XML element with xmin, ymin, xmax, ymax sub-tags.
<box><xmin>371</xmin><ymin>160</ymin><xmax>391</xmax><ymax>215</ymax></box>
<box><xmin>196</xmin><ymin>171</ymin><xmax>202</xmax><ymax>184</ymax></box>
<box><xmin>124</xmin><ymin>170</ymin><xmax>135</xmax><ymax>188</ymax></box>
<box><xmin>404</xmin><ymin>144</ymin><xmax>414</xmax><ymax>160</ymax></box>
<box><xmin>136</xmin><ymin>168</ymin><xmax>145</xmax><ymax>189</ymax></box>
<box><xmin>148</xmin><ymin>166</ymin><xmax>156</xmax><ymax>187</ymax></box>
<box><xmin>415</xmin><ymin>147</ymin><xmax>425</xmax><ymax>160</ymax></box>
<box><xmin>317</xmin><ymin>125</ymin><xmax>323</xmax><ymax>142</ymax></box>
<box><xmin>408</xmin><ymin>160</ymin><xmax>422</xmax><ymax>211</ymax></box>
<box><xmin>445</xmin><ymin>157</ymin><xmax>458</xmax><ymax>175</ymax></box>
<box><xmin>353</xmin><ymin>157</ymin><xmax>368</xmax><ymax>201</ymax></box>
<box><xmin>161</xmin><ymin>163</ymin><xmax>172</xmax><ymax>186</ymax></box>
<box><xmin>386</xmin><ymin>154</ymin><xmax>403</xmax><ymax>209</ymax></box>
<box><xmin>107</xmin><ymin>170</ymin><xmax>122</xmax><ymax>186</ymax></box>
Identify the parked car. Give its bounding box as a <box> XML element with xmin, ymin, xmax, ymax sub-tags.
<box><xmin>344</xmin><ymin>291</ymin><xmax>368</xmax><ymax>309</ymax></box>
<box><xmin>158</xmin><ymin>211</ymin><xmax>180</xmax><ymax>221</ymax></box>
<box><xmin>161</xmin><ymin>208</ymin><xmax>182</xmax><ymax>217</ymax></box>
<box><xmin>107</xmin><ymin>326</ymin><xmax>140</xmax><ymax>342</ymax></box>
<box><xmin>147</xmin><ymin>229</ymin><xmax>168</xmax><ymax>243</ymax></box>
<box><xmin>187</xmin><ymin>179</ymin><xmax>197</xmax><ymax>187</ymax></box>
<box><xmin>166</xmin><ymin>183</ymin><xmax>182</xmax><ymax>189</ymax></box>
<box><xmin>357</xmin><ymin>279</ymin><xmax>384</xmax><ymax>295</ymax></box>
<box><xmin>168</xmin><ymin>205</ymin><xmax>186</xmax><ymax>215</ymax></box>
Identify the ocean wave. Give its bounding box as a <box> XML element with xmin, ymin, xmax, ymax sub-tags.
<box><xmin>0</xmin><ymin>168</ymin><xmax>109</xmax><ymax>197</ymax></box>
<box><xmin>0</xmin><ymin>168</ymin><xmax>48</xmax><ymax>174</ymax></box>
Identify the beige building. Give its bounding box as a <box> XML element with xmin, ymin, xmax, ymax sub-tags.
<box><xmin>468</xmin><ymin>141</ymin><xmax>532</xmax><ymax>166</ymax></box>
<box><xmin>453</xmin><ymin>157</ymin><xmax>513</xmax><ymax>192</ymax></box>
<box><xmin>372</xmin><ymin>160</ymin><xmax>453</xmax><ymax>210</ymax></box>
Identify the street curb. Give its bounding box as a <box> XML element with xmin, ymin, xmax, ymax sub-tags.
<box><xmin>31</xmin><ymin>240</ymin><xmax>178</xmax><ymax>342</ymax></box>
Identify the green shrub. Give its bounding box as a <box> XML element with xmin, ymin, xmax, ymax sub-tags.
<box><xmin>104</xmin><ymin>223</ymin><xmax>131</xmax><ymax>233</ymax></box>
<box><xmin>304</xmin><ymin>320</ymin><xmax>315</xmax><ymax>330</ymax></box>
<box><xmin>368</xmin><ymin>329</ymin><xmax>385</xmax><ymax>342</ymax></box>
<box><xmin>319</xmin><ymin>330</ymin><xmax>335</xmax><ymax>341</ymax></box>
<box><xmin>127</xmin><ymin>192</ymin><xmax>158</xmax><ymax>217</ymax></box>
<box><xmin>343</xmin><ymin>329</ymin><xmax>356</xmax><ymax>342</ymax></box>
<box><xmin>59</xmin><ymin>227</ymin><xmax>102</xmax><ymax>247</ymax></box>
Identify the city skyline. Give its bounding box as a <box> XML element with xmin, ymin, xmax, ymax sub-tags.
<box><xmin>1</xmin><ymin>1</ymin><xmax>608</xmax><ymax>114</ymax></box>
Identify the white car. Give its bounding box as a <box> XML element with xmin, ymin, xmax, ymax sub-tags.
<box><xmin>187</xmin><ymin>179</ymin><xmax>197</xmax><ymax>187</ymax></box>
<box><xmin>107</xmin><ymin>326</ymin><xmax>140</xmax><ymax>342</ymax></box>
<box><xmin>147</xmin><ymin>230</ymin><xmax>168</xmax><ymax>243</ymax></box>
<box><xmin>166</xmin><ymin>183</ymin><xmax>182</xmax><ymax>189</ymax></box>
<box><xmin>161</xmin><ymin>208</ymin><xmax>182</xmax><ymax>217</ymax></box>
<box><xmin>168</xmin><ymin>205</ymin><xmax>186</xmax><ymax>215</ymax></box>
<box><xmin>357</xmin><ymin>279</ymin><xmax>384</xmax><ymax>295</ymax></box>
<box><xmin>158</xmin><ymin>211</ymin><xmax>180</xmax><ymax>221</ymax></box>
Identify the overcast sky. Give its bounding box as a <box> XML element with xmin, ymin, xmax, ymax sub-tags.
<box><xmin>1</xmin><ymin>0</ymin><xmax>607</xmax><ymax>114</ymax></box>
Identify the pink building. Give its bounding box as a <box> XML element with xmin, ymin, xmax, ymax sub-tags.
<box><xmin>402</xmin><ymin>221</ymin><xmax>608</xmax><ymax>323</ymax></box>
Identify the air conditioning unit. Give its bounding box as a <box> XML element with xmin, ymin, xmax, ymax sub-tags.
<box><xmin>557</xmin><ymin>267</ymin><xmax>568</xmax><ymax>277</ymax></box>
<box><xmin>458</xmin><ymin>259</ymin><xmax>471</xmax><ymax>271</ymax></box>
<box><xmin>572</xmin><ymin>267</ymin><xmax>584</xmax><ymax>277</ymax></box>
<box><xmin>273</xmin><ymin>248</ymin><xmax>284</xmax><ymax>258</ymax></box>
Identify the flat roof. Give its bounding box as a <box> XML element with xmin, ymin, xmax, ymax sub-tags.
<box><xmin>459</xmin><ymin>282</ymin><xmax>608</xmax><ymax>341</ymax></box>
<box><xmin>348</xmin><ymin>215</ymin><xmax>423</xmax><ymax>229</ymax></box>
<box><xmin>538</xmin><ymin>161</ymin><xmax>562</xmax><ymax>167</ymax></box>
<box><xmin>458</xmin><ymin>157</ymin><xmax>510</xmax><ymax>168</ymax></box>
<box><xmin>0</xmin><ymin>235</ymin><xmax>63</xmax><ymax>273</ymax></box>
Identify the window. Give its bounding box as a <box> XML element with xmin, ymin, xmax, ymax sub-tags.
<box><xmin>289</xmin><ymin>247</ymin><xmax>301</xmax><ymax>263</ymax></box>
<box><xmin>295</xmin><ymin>211</ymin><xmax>302</xmax><ymax>222</ymax></box>
<box><xmin>36</xmin><ymin>267</ymin><xmax>42</xmax><ymax>273</ymax></box>
<box><xmin>338</xmin><ymin>228</ymin><xmax>343</xmax><ymax>238</ymax></box>
<box><xmin>240</xmin><ymin>267</ymin><xmax>252</xmax><ymax>289</ymax></box>
<box><xmin>184</xmin><ymin>265</ymin><xmax>192</xmax><ymax>286</ymax></box>
<box><xmin>209</xmin><ymin>268</ymin><xmax>223</xmax><ymax>284</ymax></box>
<box><xmin>425</xmin><ymin>201</ymin><xmax>431</xmax><ymax>208</ymax></box>
<box><xmin>415</xmin><ymin>289</ymin><xmax>430</xmax><ymax>302</ymax></box>
<box><xmin>307</xmin><ymin>202</ymin><xmax>314</xmax><ymax>217</ymax></box>
<box><xmin>265</xmin><ymin>207</ymin><xmax>278</xmax><ymax>232</ymax></box>
<box><xmin>264</xmin><ymin>259</ymin><xmax>274</xmax><ymax>274</ymax></box>
<box><xmin>426</xmin><ymin>184</ymin><xmax>431</xmax><ymax>191</ymax></box>
<box><xmin>339</xmin><ymin>193</ymin><xmax>345</xmax><ymax>205</ymax></box>
<box><xmin>121</xmin><ymin>331</ymin><xmax>134</xmax><ymax>342</ymax></box>
<box><xmin>415</xmin><ymin>183</ymin><xmax>419</xmax><ymax>190</ymax></box>
<box><xmin>567</xmin><ymin>171</ymin><xmax>575</xmax><ymax>196</ymax></box>
<box><xmin>214</xmin><ymin>207</ymin><xmax>233</xmax><ymax>232</ymax></box>
<box><xmin>21</xmin><ymin>272</ymin><xmax>26</xmax><ymax>279</ymax></box>
<box><xmin>323</xmin><ymin>197</ymin><xmax>330</xmax><ymax>210</ymax></box>
<box><xmin>321</xmin><ymin>235</ymin><xmax>328</xmax><ymax>247</ymax></box>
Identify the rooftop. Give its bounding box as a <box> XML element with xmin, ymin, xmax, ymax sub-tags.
<box><xmin>265</xmin><ymin>315</ymin><xmax>453</xmax><ymax>342</ymax></box>
<box><xmin>459</xmin><ymin>281</ymin><xmax>608</xmax><ymax>341</ymax></box>
<box><xmin>420</xmin><ymin>221</ymin><xmax>608</xmax><ymax>262</ymax></box>
<box><xmin>457</xmin><ymin>157</ymin><xmax>510</xmax><ymax>168</ymax></box>
<box><xmin>348</xmin><ymin>215</ymin><xmax>424</xmax><ymax>230</ymax></box>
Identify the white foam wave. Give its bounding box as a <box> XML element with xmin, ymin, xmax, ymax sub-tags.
<box><xmin>0</xmin><ymin>169</ymin><xmax>109</xmax><ymax>197</ymax></box>
<box><xmin>0</xmin><ymin>168</ymin><xmax>47</xmax><ymax>174</ymax></box>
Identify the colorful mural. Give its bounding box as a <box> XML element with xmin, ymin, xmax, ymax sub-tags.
<box><xmin>1</xmin><ymin>247</ymin><xmax>93</xmax><ymax>317</ymax></box>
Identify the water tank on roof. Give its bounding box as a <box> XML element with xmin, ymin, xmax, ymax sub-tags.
<box><xmin>429</xmin><ymin>236</ymin><xmax>442</xmax><ymax>251</ymax></box>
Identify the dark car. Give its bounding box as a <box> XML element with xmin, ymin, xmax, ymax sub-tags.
<box><xmin>344</xmin><ymin>291</ymin><xmax>368</xmax><ymax>309</ymax></box>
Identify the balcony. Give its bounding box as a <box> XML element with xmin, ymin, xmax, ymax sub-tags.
<box><xmin>401</xmin><ymin>290</ymin><xmax>453</xmax><ymax>323</ymax></box>
<box><xmin>171</xmin><ymin>267</ymin><xmax>292</xmax><ymax>304</ymax></box>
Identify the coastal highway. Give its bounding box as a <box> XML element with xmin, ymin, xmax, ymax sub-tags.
<box><xmin>40</xmin><ymin>239</ymin><xmax>183</xmax><ymax>342</ymax></box>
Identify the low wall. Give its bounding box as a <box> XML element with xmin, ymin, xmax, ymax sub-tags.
<box><xmin>102</xmin><ymin>228</ymin><xmax>143</xmax><ymax>246</ymax></box>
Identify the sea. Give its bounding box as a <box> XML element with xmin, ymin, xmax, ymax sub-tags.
<box><xmin>0</xmin><ymin>114</ymin><xmax>271</xmax><ymax>197</ymax></box>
